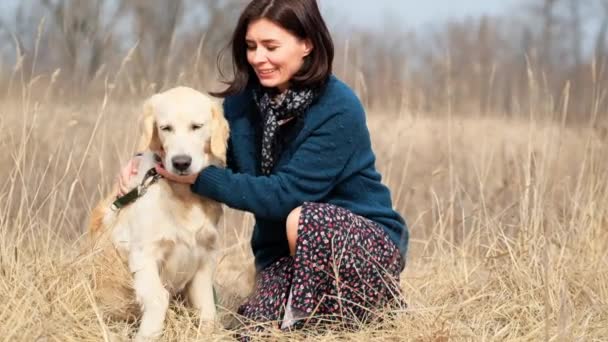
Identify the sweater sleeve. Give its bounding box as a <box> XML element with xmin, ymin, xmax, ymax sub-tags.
<box><xmin>191</xmin><ymin>110</ymin><xmax>362</xmax><ymax>221</ymax></box>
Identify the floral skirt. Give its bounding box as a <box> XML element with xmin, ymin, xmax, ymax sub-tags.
<box><xmin>237</xmin><ymin>202</ymin><xmax>405</xmax><ymax>331</ymax></box>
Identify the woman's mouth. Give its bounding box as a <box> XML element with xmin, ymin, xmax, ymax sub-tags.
<box><xmin>258</xmin><ymin>68</ymin><xmax>276</xmax><ymax>78</ymax></box>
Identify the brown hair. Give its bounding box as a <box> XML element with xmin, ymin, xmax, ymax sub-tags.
<box><xmin>212</xmin><ymin>0</ymin><xmax>334</xmax><ymax>97</ymax></box>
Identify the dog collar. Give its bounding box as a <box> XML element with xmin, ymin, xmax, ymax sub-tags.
<box><xmin>111</xmin><ymin>168</ymin><xmax>162</xmax><ymax>211</ymax></box>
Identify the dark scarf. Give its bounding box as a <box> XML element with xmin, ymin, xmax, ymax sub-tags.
<box><xmin>253</xmin><ymin>86</ymin><xmax>317</xmax><ymax>175</ymax></box>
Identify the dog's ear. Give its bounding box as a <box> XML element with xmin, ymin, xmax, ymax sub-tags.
<box><xmin>209</xmin><ymin>101</ymin><xmax>229</xmax><ymax>166</ymax></box>
<box><xmin>136</xmin><ymin>98</ymin><xmax>161</xmax><ymax>153</ymax></box>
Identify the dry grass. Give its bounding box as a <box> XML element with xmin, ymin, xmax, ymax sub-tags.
<box><xmin>0</xmin><ymin>65</ymin><xmax>607</xmax><ymax>342</ymax></box>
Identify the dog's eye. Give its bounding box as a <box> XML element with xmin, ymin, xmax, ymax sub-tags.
<box><xmin>191</xmin><ymin>123</ymin><xmax>204</xmax><ymax>131</ymax></box>
<box><xmin>159</xmin><ymin>125</ymin><xmax>173</xmax><ymax>132</ymax></box>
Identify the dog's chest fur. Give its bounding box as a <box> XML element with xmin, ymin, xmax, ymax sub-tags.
<box><xmin>103</xmin><ymin>179</ymin><xmax>220</xmax><ymax>294</ymax></box>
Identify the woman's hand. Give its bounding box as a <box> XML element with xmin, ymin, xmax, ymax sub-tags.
<box><xmin>154</xmin><ymin>163</ymin><xmax>199</xmax><ymax>185</ymax></box>
<box><xmin>117</xmin><ymin>156</ymin><xmax>142</xmax><ymax>196</ymax></box>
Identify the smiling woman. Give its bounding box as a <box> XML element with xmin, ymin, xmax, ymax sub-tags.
<box><xmin>118</xmin><ymin>0</ymin><xmax>408</xmax><ymax>337</ymax></box>
<box><xmin>245</xmin><ymin>18</ymin><xmax>313</xmax><ymax>92</ymax></box>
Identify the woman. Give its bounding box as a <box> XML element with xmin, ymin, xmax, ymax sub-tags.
<box><xmin>120</xmin><ymin>0</ymin><xmax>409</xmax><ymax>331</ymax></box>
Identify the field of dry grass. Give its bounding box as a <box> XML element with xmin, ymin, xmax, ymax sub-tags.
<box><xmin>0</xmin><ymin>69</ymin><xmax>607</xmax><ymax>341</ymax></box>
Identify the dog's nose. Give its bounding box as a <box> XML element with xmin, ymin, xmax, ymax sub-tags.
<box><xmin>172</xmin><ymin>155</ymin><xmax>192</xmax><ymax>172</ymax></box>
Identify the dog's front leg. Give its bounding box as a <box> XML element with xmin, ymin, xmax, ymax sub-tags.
<box><xmin>130</xmin><ymin>249</ymin><xmax>169</xmax><ymax>341</ymax></box>
<box><xmin>187</xmin><ymin>262</ymin><xmax>217</xmax><ymax>325</ymax></box>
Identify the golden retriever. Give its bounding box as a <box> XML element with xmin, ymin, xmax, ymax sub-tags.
<box><xmin>88</xmin><ymin>87</ymin><xmax>229</xmax><ymax>341</ymax></box>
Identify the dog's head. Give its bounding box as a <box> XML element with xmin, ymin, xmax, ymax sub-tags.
<box><xmin>136</xmin><ymin>87</ymin><xmax>229</xmax><ymax>175</ymax></box>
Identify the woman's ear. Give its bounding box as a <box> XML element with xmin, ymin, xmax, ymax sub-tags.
<box><xmin>136</xmin><ymin>98</ymin><xmax>161</xmax><ymax>153</ymax></box>
<box><xmin>209</xmin><ymin>101</ymin><xmax>230</xmax><ymax>166</ymax></box>
<box><xmin>302</xmin><ymin>38</ymin><xmax>313</xmax><ymax>57</ymax></box>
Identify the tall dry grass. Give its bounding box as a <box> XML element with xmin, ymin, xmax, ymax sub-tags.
<box><xmin>0</xmin><ymin>52</ymin><xmax>607</xmax><ymax>341</ymax></box>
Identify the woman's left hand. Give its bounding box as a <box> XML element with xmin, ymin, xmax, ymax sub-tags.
<box><xmin>155</xmin><ymin>163</ymin><xmax>199</xmax><ymax>184</ymax></box>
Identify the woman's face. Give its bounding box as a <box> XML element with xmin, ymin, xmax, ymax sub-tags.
<box><xmin>246</xmin><ymin>18</ymin><xmax>312</xmax><ymax>92</ymax></box>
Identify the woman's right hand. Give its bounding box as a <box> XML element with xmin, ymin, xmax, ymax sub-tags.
<box><xmin>117</xmin><ymin>156</ymin><xmax>142</xmax><ymax>197</ymax></box>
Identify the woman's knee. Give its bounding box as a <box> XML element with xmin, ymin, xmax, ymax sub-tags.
<box><xmin>286</xmin><ymin>206</ymin><xmax>302</xmax><ymax>255</ymax></box>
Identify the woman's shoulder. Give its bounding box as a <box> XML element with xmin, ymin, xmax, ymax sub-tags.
<box><xmin>320</xmin><ymin>75</ymin><xmax>361</xmax><ymax>104</ymax></box>
<box><xmin>313</xmin><ymin>75</ymin><xmax>366</xmax><ymax>121</ymax></box>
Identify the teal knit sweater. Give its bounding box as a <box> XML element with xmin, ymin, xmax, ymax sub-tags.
<box><xmin>192</xmin><ymin>75</ymin><xmax>409</xmax><ymax>271</ymax></box>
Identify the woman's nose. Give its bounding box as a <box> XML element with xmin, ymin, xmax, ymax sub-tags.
<box><xmin>252</xmin><ymin>47</ymin><xmax>266</xmax><ymax>64</ymax></box>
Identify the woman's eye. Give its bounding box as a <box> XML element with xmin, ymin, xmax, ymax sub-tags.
<box><xmin>246</xmin><ymin>45</ymin><xmax>256</xmax><ymax>51</ymax></box>
<box><xmin>267</xmin><ymin>46</ymin><xmax>278</xmax><ymax>51</ymax></box>
<box><xmin>159</xmin><ymin>125</ymin><xmax>173</xmax><ymax>132</ymax></box>
<box><xmin>191</xmin><ymin>124</ymin><xmax>204</xmax><ymax>131</ymax></box>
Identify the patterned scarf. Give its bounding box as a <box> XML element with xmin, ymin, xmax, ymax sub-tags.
<box><xmin>253</xmin><ymin>87</ymin><xmax>317</xmax><ymax>175</ymax></box>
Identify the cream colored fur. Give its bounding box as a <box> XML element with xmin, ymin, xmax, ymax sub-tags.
<box><xmin>88</xmin><ymin>87</ymin><xmax>229</xmax><ymax>341</ymax></box>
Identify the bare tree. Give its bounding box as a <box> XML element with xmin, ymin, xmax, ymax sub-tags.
<box><xmin>114</xmin><ymin>0</ymin><xmax>243</xmax><ymax>91</ymax></box>
<box><xmin>38</xmin><ymin>0</ymin><xmax>121</xmax><ymax>82</ymax></box>
<box><xmin>595</xmin><ymin>1</ymin><xmax>608</xmax><ymax>60</ymax></box>
<box><xmin>539</xmin><ymin>0</ymin><xmax>559</xmax><ymax>72</ymax></box>
<box><xmin>124</xmin><ymin>0</ymin><xmax>183</xmax><ymax>90</ymax></box>
<box><xmin>569</xmin><ymin>0</ymin><xmax>583</xmax><ymax>66</ymax></box>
